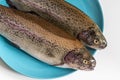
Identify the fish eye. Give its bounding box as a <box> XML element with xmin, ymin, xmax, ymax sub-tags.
<box><xmin>83</xmin><ymin>59</ymin><xmax>89</xmax><ymax>64</ymax></box>
<box><xmin>94</xmin><ymin>39</ymin><xmax>99</xmax><ymax>44</ymax></box>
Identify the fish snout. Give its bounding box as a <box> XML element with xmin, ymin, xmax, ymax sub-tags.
<box><xmin>84</xmin><ymin>59</ymin><xmax>96</xmax><ymax>71</ymax></box>
<box><xmin>91</xmin><ymin>59</ymin><xmax>96</xmax><ymax>69</ymax></box>
<box><xmin>99</xmin><ymin>40</ymin><xmax>107</xmax><ymax>49</ymax></box>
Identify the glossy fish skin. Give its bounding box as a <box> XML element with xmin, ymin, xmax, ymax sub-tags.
<box><xmin>6</xmin><ymin>0</ymin><xmax>107</xmax><ymax>49</ymax></box>
<box><xmin>0</xmin><ymin>5</ymin><xmax>96</xmax><ymax>70</ymax></box>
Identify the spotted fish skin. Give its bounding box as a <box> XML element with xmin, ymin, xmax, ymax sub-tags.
<box><xmin>6</xmin><ymin>0</ymin><xmax>107</xmax><ymax>49</ymax></box>
<box><xmin>0</xmin><ymin>5</ymin><xmax>96</xmax><ymax>70</ymax></box>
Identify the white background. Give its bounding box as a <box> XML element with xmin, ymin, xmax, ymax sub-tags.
<box><xmin>0</xmin><ymin>0</ymin><xmax>120</xmax><ymax>80</ymax></box>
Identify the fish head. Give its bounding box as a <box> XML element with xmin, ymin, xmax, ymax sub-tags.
<box><xmin>77</xmin><ymin>26</ymin><xmax>107</xmax><ymax>49</ymax></box>
<box><xmin>64</xmin><ymin>48</ymin><xmax>96</xmax><ymax>71</ymax></box>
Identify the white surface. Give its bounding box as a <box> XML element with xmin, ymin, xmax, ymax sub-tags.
<box><xmin>0</xmin><ymin>0</ymin><xmax>120</xmax><ymax>80</ymax></box>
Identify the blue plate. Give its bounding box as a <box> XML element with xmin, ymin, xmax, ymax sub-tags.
<box><xmin>0</xmin><ymin>0</ymin><xmax>104</xmax><ymax>79</ymax></box>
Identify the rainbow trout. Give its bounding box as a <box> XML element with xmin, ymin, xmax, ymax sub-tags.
<box><xmin>6</xmin><ymin>0</ymin><xmax>107</xmax><ymax>49</ymax></box>
<box><xmin>0</xmin><ymin>5</ymin><xmax>96</xmax><ymax>70</ymax></box>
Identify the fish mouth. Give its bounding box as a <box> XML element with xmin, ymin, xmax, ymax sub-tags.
<box><xmin>86</xmin><ymin>43</ymin><xmax>107</xmax><ymax>50</ymax></box>
<box><xmin>84</xmin><ymin>67</ymin><xmax>94</xmax><ymax>71</ymax></box>
<box><xmin>81</xmin><ymin>65</ymin><xmax>95</xmax><ymax>71</ymax></box>
<box><xmin>78</xmin><ymin>65</ymin><xmax>95</xmax><ymax>71</ymax></box>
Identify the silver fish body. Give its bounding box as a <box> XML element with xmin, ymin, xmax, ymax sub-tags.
<box><xmin>0</xmin><ymin>5</ymin><xmax>96</xmax><ymax>70</ymax></box>
<box><xmin>6</xmin><ymin>0</ymin><xmax>107</xmax><ymax>49</ymax></box>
